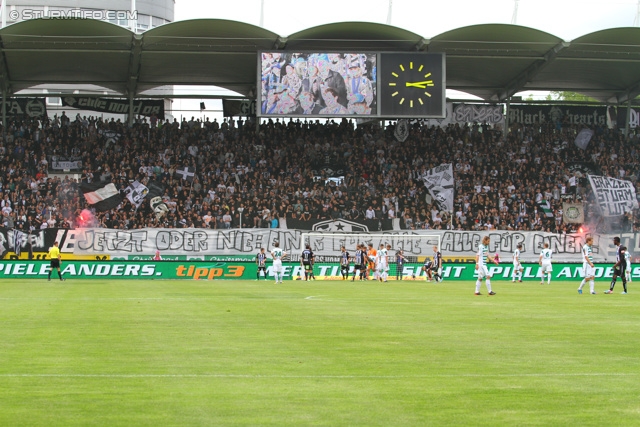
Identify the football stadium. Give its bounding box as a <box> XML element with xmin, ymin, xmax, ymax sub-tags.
<box><xmin>1</xmin><ymin>1</ymin><xmax>640</xmax><ymax>425</ymax></box>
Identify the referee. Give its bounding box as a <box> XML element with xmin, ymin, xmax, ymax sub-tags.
<box><xmin>47</xmin><ymin>241</ymin><xmax>65</xmax><ymax>282</ymax></box>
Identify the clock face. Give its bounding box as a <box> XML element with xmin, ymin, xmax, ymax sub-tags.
<box><xmin>380</xmin><ymin>53</ymin><xmax>445</xmax><ymax>118</ymax></box>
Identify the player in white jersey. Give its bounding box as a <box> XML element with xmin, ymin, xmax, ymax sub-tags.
<box><xmin>270</xmin><ymin>241</ymin><xmax>287</xmax><ymax>284</ymax></box>
<box><xmin>512</xmin><ymin>243</ymin><xmax>524</xmax><ymax>283</ymax></box>
<box><xmin>577</xmin><ymin>236</ymin><xmax>596</xmax><ymax>294</ymax></box>
<box><xmin>377</xmin><ymin>244</ymin><xmax>389</xmax><ymax>282</ymax></box>
<box><xmin>624</xmin><ymin>249</ymin><xmax>632</xmax><ymax>283</ymax></box>
<box><xmin>539</xmin><ymin>242</ymin><xmax>553</xmax><ymax>285</ymax></box>
<box><xmin>475</xmin><ymin>236</ymin><xmax>497</xmax><ymax>296</ymax></box>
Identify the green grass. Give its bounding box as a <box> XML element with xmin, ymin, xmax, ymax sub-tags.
<box><xmin>0</xmin><ymin>277</ymin><xmax>639</xmax><ymax>426</ymax></box>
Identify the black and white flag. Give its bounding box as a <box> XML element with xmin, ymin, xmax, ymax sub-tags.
<box><xmin>574</xmin><ymin>129</ymin><xmax>594</xmax><ymax>150</ymax></box>
<box><xmin>175</xmin><ymin>166</ymin><xmax>196</xmax><ymax>182</ymax></box>
<box><xmin>394</xmin><ymin>119</ymin><xmax>410</xmax><ymax>142</ymax></box>
<box><xmin>588</xmin><ymin>175</ymin><xmax>639</xmax><ymax>217</ymax></box>
<box><xmin>101</xmin><ymin>130</ymin><xmax>121</xmax><ymax>148</ymax></box>
<box><xmin>147</xmin><ymin>181</ymin><xmax>168</xmax><ymax>219</ymax></box>
<box><xmin>124</xmin><ymin>180</ymin><xmax>149</xmax><ymax>209</ymax></box>
<box><xmin>421</xmin><ymin>164</ymin><xmax>454</xmax><ymax>212</ymax></box>
<box><xmin>79</xmin><ymin>181</ymin><xmax>122</xmax><ymax>212</ymax></box>
<box><xmin>13</xmin><ymin>229</ymin><xmax>24</xmax><ymax>257</ymax></box>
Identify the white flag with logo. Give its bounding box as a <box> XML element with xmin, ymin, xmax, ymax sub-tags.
<box><xmin>394</xmin><ymin>119</ymin><xmax>410</xmax><ymax>142</ymax></box>
<box><xmin>124</xmin><ymin>180</ymin><xmax>149</xmax><ymax>209</ymax></box>
<box><xmin>421</xmin><ymin>164</ymin><xmax>454</xmax><ymax>212</ymax></box>
<box><xmin>563</xmin><ymin>202</ymin><xmax>584</xmax><ymax>223</ymax></box>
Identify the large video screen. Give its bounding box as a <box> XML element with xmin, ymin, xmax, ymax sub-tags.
<box><xmin>259</xmin><ymin>52</ymin><xmax>378</xmax><ymax>117</ymax></box>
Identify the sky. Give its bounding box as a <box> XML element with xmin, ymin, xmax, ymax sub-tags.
<box><xmin>174</xmin><ymin>0</ymin><xmax>637</xmax><ymax>40</ymax></box>
<box><xmin>169</xmin><ymin>0</ymin><xmax>639</xmax><ymax>120</ymax></box>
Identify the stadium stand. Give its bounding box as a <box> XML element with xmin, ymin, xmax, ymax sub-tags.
<box><xmin>0</xmin><ymin>112</ymin><xmax>638</xmax><ymax>234</ymax></box>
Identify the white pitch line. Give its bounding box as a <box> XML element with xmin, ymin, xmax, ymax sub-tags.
<box><xmin>0</xmin><ymin>297</ymin><xmax>211</xmax><ymax>300</ymax></box>
<box><xmin>0</xmin><ymin>373</ymin><xmax>636</xmax><ymax>379</ymax></box>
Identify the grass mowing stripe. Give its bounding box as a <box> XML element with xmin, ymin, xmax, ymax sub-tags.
<box><xmin>0</xmin><ymin>372</ymin><xmax>637</xmax><ymax>378</ymax></box>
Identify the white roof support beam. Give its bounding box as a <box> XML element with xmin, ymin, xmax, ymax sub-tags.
<box><xmin>493</xmin><ymin>41</ymin><xmax>569</xmax><ymax>101</ymax></box>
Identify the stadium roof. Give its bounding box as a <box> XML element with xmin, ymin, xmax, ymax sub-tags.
<box><xmin>1</xmin><ymin>18</ymin><xmax>640</xmax><ymax>104</ymax></box>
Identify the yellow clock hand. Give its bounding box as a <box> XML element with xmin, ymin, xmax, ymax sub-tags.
<box><xmin>405</xmin><ymin>80</ymin><xmax>434</xmax><ymax>88</ymax></box>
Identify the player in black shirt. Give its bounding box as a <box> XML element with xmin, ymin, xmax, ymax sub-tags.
<box><xmin>256</xmin><ymin>247</ymin><xmax>267</xmax><ymax>280</ymax></box>
<box><xmin>422</xmin><ymin>257</ymin><xmax>434</xmax><ymax>281</ymax></box>
<box><xmin>352</xmin><ymin>244</ymin><xmax>365</xmax><ymax>281</ymax></box>
<box><xmin>396</xmin><ymin>249</ymin><xmax>407</xmax><ymax>280</ymax></box>
<box><xmin>432</xmin><ymin>245</ymin><xmax>443</xmax><ymax>282</ymax></box>
<box><xmin>606</xmin><ymin>236</ymin><xmax>627</xmax><ymax>294</ymax></box>
<box><xmin>301</xmin><ymin>244</ymin><xmax>314</xmax><ymax>281</ymax></box>
<box><xmin>339</xmin><ymin>246</ymin><xmax>350</xmax><ymax>280</ymax></box>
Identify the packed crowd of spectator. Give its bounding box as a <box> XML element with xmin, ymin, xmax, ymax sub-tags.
<box><xmin>0</xmin><ymin>109</ymin><xmax>638</xmax><ymax>234</ymax></box>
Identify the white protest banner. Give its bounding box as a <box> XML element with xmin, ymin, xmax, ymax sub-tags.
<box><xmin>588</xmin><ymin>175</ymin><xmax>639</xmax><ymax>216</ymax></box>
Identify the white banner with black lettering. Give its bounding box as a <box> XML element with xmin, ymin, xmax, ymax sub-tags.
<box><xmin>69</xmin><ymin>228</ymin><xmax>634</xmax><ymax>263</ymax></box>
<box><xmin>52</xmin><ymin>160</ymin><xmax>83</xmax><ymax>170</ymax></box>
<box><xmin>588</xmin><ymin>175</ymin><xmax>639</xmax><ymax>217</ymax></box>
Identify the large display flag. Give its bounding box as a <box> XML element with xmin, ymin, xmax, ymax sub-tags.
<box><xmin>587</xmin><ymin>175</ymin><xmax>639</xmax><ymax>217</ymax></box>
<box><xmin>421</xmin><ymin>164</ymin><xmax>454</xmax><ymax>212</ymax></box>
<box><xmin>79</xmin><ymin>181</ymin><xmax>122</xmax><ymax>212</ymax></box>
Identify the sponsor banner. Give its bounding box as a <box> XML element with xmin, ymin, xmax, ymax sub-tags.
<box><xmin>508</xmin><ymin>105</ymin><xmax>607</xmax><ymax>126</ymax></box>
<box><xmin>112</xmin><ymin>254</ymin><xmax>256</xmax><ymax>262</ymax></box>
<box><xmin>62</xmin><ymin>96</ymin><xmax>165</xmax><ymax>119</ymax></box>
<box><xmin>5</xmin><ymin>253</ymin><xmax>109</xmax><ymax>261</ymax></box>
<box><xmin>1</xmin><ymin>98</ymin><xmax>47</xmax><ymax>118</ymax></box>
<box><xmin>0</xmin><ymin>260</ymin><xmax>635</xmax><ymax>282</ymax></box>
<box><xmin>563</xmin><ymin>203</ymin><xmax>584</xmax><ymax>224</ymax></box>
<box><xmin>222</xmin><ymin>99</ymin><xmax>257</xmax><ymax>117</ymax></box>
<box><xmin>588</xmin><ymin>175</ymin><xmax>639</xmax><ymax>216</ymax></box>
<box><xmin>51</xmin><ymin>160</ymin><xmax>82</xmax><ymax>170</ymax></box>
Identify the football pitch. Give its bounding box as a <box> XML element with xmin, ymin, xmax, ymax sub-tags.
<box><xmin>1</xmin><ymin>278</ymin><xmax>639</xmax><ymax>426</ymax></box>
